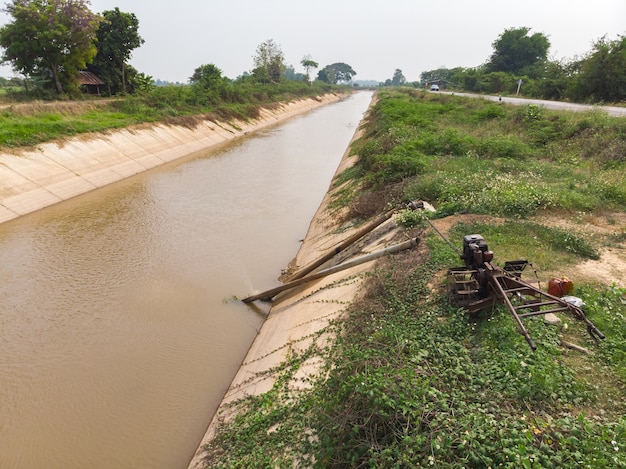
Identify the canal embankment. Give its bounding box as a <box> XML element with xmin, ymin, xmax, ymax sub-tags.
<box><xmin>184</xmin><ymin>92</ymin><xmax>420</xmax><ymax>469</ymax></box>
<box><xmin>0</xmin><ymin>91</ymin><xmax>375</xmax><ymax>469</ymax></box>
<box><xmin>0</xmin><ymin>93</ymin><xmax>345</xmax><ymax>225</ymax></box>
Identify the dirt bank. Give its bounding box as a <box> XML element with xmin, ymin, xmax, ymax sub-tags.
<box><xmin>0</xmin><ymin>93</ymin><xmax>345</xmax><ymax>224</ymax></box>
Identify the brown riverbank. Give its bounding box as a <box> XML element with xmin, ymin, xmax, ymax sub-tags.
<box><xmin>0</xmin><ymin>93</ymin><xmax>345</xmax><ymax>224</ymax></box>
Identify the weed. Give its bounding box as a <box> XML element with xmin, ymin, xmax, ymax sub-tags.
<box><xmin>203</xmin><ymin>242</ymin><xmax>625</xmax><ymax>467</ymax></box>
<box><xmin>0</xmin><ymin>81</ymin><xmax>346</xmax><ymax>149</ymax></box>
<box><xmin>393</xmin><ymin>207</ymin><xmax>428</xmax><ymax>228</ymax></box>
<box><xmin>201</xmin><ymin>88</ymin><xmax>626</xmax><ymax>467</ymax></box>
<box><xmin>336</xmin><ymin>89</ymin><xmax>626</xmax><ymax>219</ymax></box>
<box><xmin>577</xmin><ymin>284</ymin><xmax>626</xmax><ymax>381</ymax></box>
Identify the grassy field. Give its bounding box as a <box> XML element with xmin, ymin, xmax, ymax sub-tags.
<box><xmin>203</xmin><ymin>89</ymin><xmax>626</xmax><ymax>468</ymax></box>
<box><xmin>0</xmin><ymin>81</ymin><xmax>338</xmax><ymax>148</ymax></box>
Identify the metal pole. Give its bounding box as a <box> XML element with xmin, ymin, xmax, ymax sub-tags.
<box><xmin>488</xmin><ymin>272</ymin><xmax>537</xmax><ymax>350</ymax></box>
<box><xmin>243</xmin><ymin>237</ymin><xmax>420</xmax><ymax>303</ymax></box>
<box><xmin>289</xmin><ymin>200</ymin><xmax>427</xmax><ymax>280</ymax></box>
<box><xmin>427</xmin><ymin>219</ymin><xmax>462</xmax><ymax>257</ymax></box>
<box><xmin>289</xmin><ymin>208</ymin><xmax>396</xmax><ymax>280</ymax></box>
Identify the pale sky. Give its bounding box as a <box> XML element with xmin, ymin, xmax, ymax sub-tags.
<box><xmin>1</xmin><ymin>0</ymin><xmax>624</xmax><ymax>83</ymax></box>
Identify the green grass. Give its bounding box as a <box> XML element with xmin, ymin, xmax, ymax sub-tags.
<box><xmin>447</xmin><ymin>220</ymin><xmax>600</xmax><ymax>271</ymax></box>
<box><xmin>202</xmin><ymin>88</ymin><xmax>626</xmax><ymax>467</ymax></box>
<box><xmin>0</xmin><ymin>109</ymin><xmax>147</xmax><ymax>146</ymax></box>
<box><xmin>203</xmin><ymin>240</ymin><xmax>626</xmax><ymax>468</ymax></box>
<box><xmin>0</xmin><ymin>80</ymin><xmax>342</xmax><ymax>148</ymax></box>
<box><xmin>342</xmin><ymin>89</ymin><xmax>626</xmax><ymax>219</ymax></box>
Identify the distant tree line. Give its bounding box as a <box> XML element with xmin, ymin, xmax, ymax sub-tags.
<box><xmin>417</xmin><ymin>27</ymin><xmax>626</xmax><ymax>103</ymax></box>
<box><xmin>376</xmin><ymin>27</ymin><xmax>624</xmax><ymax>104</ymax></box>
<box><xmin>183</xmin><ymin>39</ymin><xmax>355</xmax><ymax>109</ymax></box>
<box><xmin>242</xmin><ymin>38</ymin><xmax>357</xmax><ymax>85</ymax></box>
<box><xmin>1</xmin><ymin>2</ymin><xmax>622</xmax><ymax>105</ymax></box>
<box><xmin>381</xmin><ymin>69</ymin><xmax>407</xmax><ymax>87</ymax></box>
<box><xmin>0</xmin><ymin>1</ymin><xmax>357</xmax><ymax>99</ymax></box>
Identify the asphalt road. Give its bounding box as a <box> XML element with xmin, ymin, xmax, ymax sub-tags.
<box><xmin>442</xmin><ymin>91</ymin><xmax>626</xmax><ymax>117</ymax></box>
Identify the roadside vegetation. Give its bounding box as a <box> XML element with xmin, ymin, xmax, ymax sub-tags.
<box><xmin>339</xmin><ymin>89</ymin><xmax>626</xmax><ymax>220</ymax></box>
<box><xmin>395</xmin><ymin>28</ymin><xmax>625</xmax><ymax>105</ymax></box>
<box><xmin>203</xmin><ymin>89</ymin><xmax>626</xmax><ymax>467</ymax></box>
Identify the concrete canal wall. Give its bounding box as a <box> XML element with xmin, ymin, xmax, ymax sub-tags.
<box><xmin>0</xmin><ymin>93</ymin><xmax>344</xmax><ymax>225</ymax></box>
<box><xmin>187</xmin><ymin>92</ymin><xmax>382</xmax><ymax>469</ymax></box>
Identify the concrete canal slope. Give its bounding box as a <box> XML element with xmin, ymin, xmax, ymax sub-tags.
<box><xmin>185</xmin><ymin>93</ymin><xmax>419</xmax><ymax>469</ymax></box>
<box><xmin>0</xmin><ymin>93</ymin><xmax>344</xmax><ymax>224</ymax></box>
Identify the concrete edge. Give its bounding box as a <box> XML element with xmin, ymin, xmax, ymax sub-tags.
<box><xmin>0</xmin><ymin>93</ymin><xmax>346</xmax><ymax>225</ymax></box>
<box><xmin>186</xmin><ymin>92</ymin><xmax>378</xmax><ymax>469</ymax></box>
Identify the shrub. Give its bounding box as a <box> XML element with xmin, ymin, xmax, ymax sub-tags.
<box><xmin>475</xmin><ymin>103</ymin><xmax>505</xmax><ymax>121</ymax></box>
<box><xmin>477</xmin><ymin>135</ymin><xmax>529</xmax><ymax>159</ymax></box>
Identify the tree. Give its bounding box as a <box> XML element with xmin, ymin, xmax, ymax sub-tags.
<box><xmin>189</xmin><ymin>63</ymin><xmax>224</xmax><ymax>88</ymax></box>
<box><xmin>419</xmin><ymin>66</ymin><xmax>469</xmax><ymax>90</ymax></box>
<box><xmin>252</xmin><ymin>39</ymin><xmax>285</xmax><ymax>83</ymax></box>
<box><xmin>88</xmin><ymin>7</ymin><xmax>143</xmax><ymax>95</ymax></box>
<box><xmin>487</xmin><ymin>27</ymin><xmax>550</xmax><ymax>75</ymax></box>
<box><xmin>391</xmin><ymin>68</ymin><xmax>406</xmax><ymax>86</ymax></box>
<box><xmin>188</xmin><ymin>63</ymin><xmax>226</xmax><ymax>104</ymax></box>
<box><xmin>451</xmin><ymin>67</ymin><xmax>482</xmax><ymax>92</ymax></box>
<box><xmin>300</xmin><ymin>55</ymin><xmax>318</xmax><ymax>83</ymax></box>
<box><xmin>420</xmin><ymin>67</ymin><xmax>462</xmax><ymax>85</ymax></box>
<box><xmin>124</xmin><ymin>66</ymin><xmax>153</xmax><ymax>93</ymax></box>
<box><xmin>283</xmin><ymin>64</ymin><xmax>306</xmax><ymax>81</ymax></box>
<box><xmin>537</xmin><ymin>59</ymin><xmax>570</xmax><ymax>100</ymax></box>
<box><xmin>572</xmin><ymin>34</ymin><xmax>626</xmax><ymax>102</ymax></box>
<box><xmin>0</xmin><ymin>0</ymin><xmax>101</xmax><ymax>94</ymax></box>
<box><xmin>317</xmin><ymin>63</ymin><xmax>356</xmax><ymax>84</ymax></box>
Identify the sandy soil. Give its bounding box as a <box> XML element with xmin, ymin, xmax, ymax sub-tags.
<box><xmin>533</xmin><ymin>213</ymin><xmax>626</xmax><ymax>287</ymax></box>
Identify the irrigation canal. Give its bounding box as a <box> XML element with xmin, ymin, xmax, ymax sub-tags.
<box><xmin>0</xmin><ymin>91</ymin><xmax>373</xmax><ymax>469</ymax></box>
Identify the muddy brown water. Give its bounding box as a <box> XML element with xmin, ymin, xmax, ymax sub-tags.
<box><xmin>0</xmin><ymin>91</ymin><xmax>373</xmax><ymax>469</ymax></box>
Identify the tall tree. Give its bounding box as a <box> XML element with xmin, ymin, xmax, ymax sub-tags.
<box><xmin>487</xmin><ymin>27</ymin><xmax>550</xmax><ymax>75</ymax></box>
<box><xmin>0</xmin><ymin>0</ymin><xmax>101</xmax><ymax>94</ymax></box>
<box><xmin>88</xmin><ymin>7</ymin><xmax>143</xmax><ymax>95</ymax></box>
<box><xmin>300</xmin><ymin>54</ymin><xmax>318</xmax><ymax>83</ymax></box>
<box><xmin>252</xmin><ymin>39</ymin><xmax>285</xmax><ymax>83</ymax></box>
<box><xmin>391</xmin><ymin>68</ymin><xmax>406</xmax><ymax>86</ymax></box>
<box><xmin>189</xmin><ymin>63</ymin><xmax>223</xmax><ymax>88</ymax></box>
<box><xmin>317</xmin><ymin>63</ymin><xmax>356</xmax><ymax>84</ymax></box>
<box><xmin>573</xmin><ymin>34</ymin><xmax>626</xmax><ymax>103</ymax></box>
<box><xmin>188</xmin><ymin>63</ymin><xmax>224</xmax><ymax>104</ymax></box>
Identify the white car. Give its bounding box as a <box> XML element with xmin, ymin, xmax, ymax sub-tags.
<box><xmin>430</xmin><ymin>84</ymin><xmax>439</xmax><ymax>91</ymax></box>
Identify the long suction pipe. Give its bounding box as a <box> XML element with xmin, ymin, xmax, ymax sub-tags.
<box><xmin>243</xmin><ymin>237</ymin><xmax>420</xmax><ymax>303</ymax></box>
<box><xmin>290</xmin><ymin>200</ymin><xmax>431</xmax><ymax>280</ymax></box>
